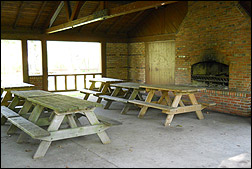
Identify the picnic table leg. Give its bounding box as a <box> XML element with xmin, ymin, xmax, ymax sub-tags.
<box><xmin>98</xmin><ymin>82</ymin><xmax>105</xmax><ymax>91</ymax></box>
<box><xmin>83</xmin><ymin>81</ymin><xmax>96</xmax><ymax>100</ymax></box>
<box><xmin>137</xmin><ymin>92</ymin><xmax>144</xmax><ymax>101</ymax></box>
<box><xmin>138</xmin><ymin>89</ymin><xmax>155</xmax><ymax>118</ymax></box>
<box><xmin>97</xmin><ymin>83</ymin><xmax>110</xmax><ymax>103</ymax></box>
<box><xmin>157</xmin><ymin>91</ymin><xmax>172</xmax><ymax>105</ymax></box>
<box><xmin>1</xmin><ymin>95</ymin><xmax>20</xmax><ymax>125</ymax></box>
<box><xmin>121</xmin><ymin>89</ymin><xmax>139</xmax><ymax>115</ymax></box>
<box><xmin>164</xmin><ymin>94</ymin><xmax>182</xmax><ymax>126</ymax></box>
<box><xmin>33</xmin><ymin>114</ymin><xmax>65</xmax><ymax>159</ymax></box>
<box><xmin>104</xmin><ymin>87</ymin><xmax>121</xmax><ymax>109</ymax></box>
<box><xmin>84</xmin><ymin>109</ymin><xmax>111</xmax><ymax>144</ymax></box>
<box><xmin>17</xmin><ymin>105</ymin><xmax>44</xmax><ymax>143</ymax></box>
<box><xmin>1</xmin><ymin>91</ymin><xmax>12</xmax><ymax>106</ymax></box>
<box><xmin>66</xmin><ymin>114</ymin><xmax>78</xmax><ymax>127</ymax></box>
<box><xmin>7</xmin><ymin>100</ymin><xmax>33</xmax><ymax>135</ymax></box>
<box><xmin>188</xmin><ymin>93</ymin><xmax>204</xmax><ymax>120</ymax></box>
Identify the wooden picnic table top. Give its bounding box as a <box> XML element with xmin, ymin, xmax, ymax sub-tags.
<box><xmin>89</xmin><ymin>77</ymin><xmax>125</xmax><ymax>83</ymax></box>
<box><xmin>1</xmin><ymin>82</ymin><xmax>34</xmax><ymax>89</ymax></box>
<box><xmin>110</xmin><ymin>82</ymin><xmax>145</xmax><ymax>89</ymax></box>
<box><xmin>140</xmin><ymin>84</ymin><xmax>206</xmax><ymax>93</ymax></box>
<box><xmin>11</xmin><ymin>90</ymin><xmax>55</xmax><ymax>98</ymax></box>
<box><xmin>27</xmin><ymin>94</ymin><xmax>102</xmax><ymax>114</ymax></box>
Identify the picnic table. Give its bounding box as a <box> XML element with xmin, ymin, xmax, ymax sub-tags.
<box><xmin>79</xmin><ymin>77</ymin><xmax>125</xmax><ymax>103</ymax></box>
<box><xmin>128</xmin><ymin>84</ymin><xmax>216</xmax><ymax>126</ymax></box>
<box><xmin>1</xmin><ymin>90</ymin><xmax>121</xmax><ymax>159</ymax></box>
<box><xmin>1</xmin><ymin>82</ymin><xmax>34</xmax><ymax>106</ymax></box>
<box><xmin>99</xmin><ymin>82</ymin><xmax>145</xmax><ymax>114</ymax></box>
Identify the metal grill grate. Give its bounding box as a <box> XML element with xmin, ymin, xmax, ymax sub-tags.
<box><xmin>191</xmin><ymin>75</ymin><xmax>229</xmax><ymax>83</ymax></box>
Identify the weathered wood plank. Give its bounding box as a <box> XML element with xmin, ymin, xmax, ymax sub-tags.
<box><xmin>37</xmin><ymin>124</ymin><xmax>110</xmax><ymax>142</ymax></box>
<box><xmin>128</xmin><ymin>100</ymin><xmax>176</xmax><ymax>111</ymax></box>
<box><xmin>8</xmin><ymin>116</ymin><xmax>50</xmax><ymax>138</ymax></box>
<box><xmin>110</xmin><ymin>82</ymin><xmax>144</xmax><ymax>89</ymax></box>
<box><xmin>79</xmin><ymin>89</ymin><xmax>102</xmax><ymax>95</ymax></box>
<box><xmin>140</xmin><ymin>84</ymin><xmax>206</xmax><ymax>92</ymax></box>
<box><xmin>1</xmin><ymin>106</ymin><xmax>19</xmax><ymax>118</ymax></box>
<box><xmin>96</xmin><ymin>115</ymin><xmax>122</xmax><ymax>126</ymax></box>
<box><xmin>11</xmin><ymin>90</ymin><xmax>54</xmax><ymax>99</ymax></box>
<box><xmin>27</xmin><ymin>95</ymin><xmax>102</xmax><ymax>114</ymax></box>
<box><xmin>99</xmin><ymin>95</ymin><xmax>128</xmax><ymax>103</ymax></box>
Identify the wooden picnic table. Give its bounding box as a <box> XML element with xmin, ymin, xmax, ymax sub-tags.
<box><xmin>1</xmin><ymin>90</ymin><xmax>57</xmax><ymax>127</ymax></box>
<box><xmin>1</xmin><ymin>90</ymin><xmax>120</xmax><ymax>159</ymax></box>
<box><xmin>1</xmin><ymin>82</ymin><xmax>34</xmax><ymax>106</ymax></box>
<box><xmin>99</xmin><ymin>82</ymin><xmax>145</xmax><ymax>114</ymax></box>
<box><xmin>79</xmin><ymin>77</ymin><xmax>125</xmax><ymax>103</ymax></box>
<box><xmin>128</xmin><ymin>84</ymin><xmax>216</xmax><ymax>126</ymax></box>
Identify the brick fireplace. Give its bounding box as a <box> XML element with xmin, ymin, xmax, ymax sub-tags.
<box><xmin>175</xmin><ymin>1</ymin><xmax>251</xmax><ymax>116</ymax></box>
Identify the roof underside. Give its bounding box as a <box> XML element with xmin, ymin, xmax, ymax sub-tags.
<box><xmin>1</xmin><ymin>1</ymin><xmax>251</xmax><ymax>37</ymax></box>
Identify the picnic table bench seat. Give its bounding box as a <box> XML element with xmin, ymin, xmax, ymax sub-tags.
<box><xmin>96</xmin><ymin>115</ymin><xmax>122</xmax><ymax>126</ymax></box>
<box><xmin>79</xmin><ymin>88</ymin><xmax>103</xmax><ymax>95</ymax></box>
<box><xmin>99</xmin><ymin>95</ymin><xmax>128</xmax><ymax>103</ymax></box>
<box><xmin>198</xmin><ymin>101</ymin><xmax>216</xmax><ymax>107</ymax></box>
<box><xmin>1</xmin><ymin>106</ymin><xmax>50</xmax><ymax>139</ymax></box>
<box><xmin>128</xmin><ymin>100</ymin><xmax>216</xmax><ymax>114</ymax></box>
<box><xmin>128</xmin><ymin>100</ymin><xmax>177</xmax><ymax>112</ymax></box>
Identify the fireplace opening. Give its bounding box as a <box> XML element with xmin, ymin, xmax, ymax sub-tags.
<box><xmin>191</xmin><ymin>61</ymin><xmax>229</xmax><ymax>89</ymax></box>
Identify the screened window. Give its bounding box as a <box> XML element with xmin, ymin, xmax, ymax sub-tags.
<box><xmin>47</xmin><ymin>41</ymin><xmax>102</xmax><ymax>90</ymax></box>
<box><xmin>28</xmin><ymin>40</ymin><xmax>42</xmax><ymax>75</ymax></box>
<box><xmin>47</xmin><ymin>41</ymin><xmax>101</xmax><ymax>74</ymax></box>
<box><xmin>1</xmin><ymin>40</ymin><xmax>23</xmax><ymax>83</ymax></box>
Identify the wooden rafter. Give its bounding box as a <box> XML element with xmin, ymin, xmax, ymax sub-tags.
<box><xmin>32</xmin><ymin>1</ymin><xmax>47</xmax><ymax>29</ymax></box>
<box><xmin>49</xmin><ymin>1</ymin><xmax>64</xmax><ymax>28</ymax></box>
<box><xmin>46</xmin><ymin>1</ymin><xmax>177</xmax><ymax>34</ymax></box>
<box><xmin>64</xmin><ymin>1</ymin><xmax>72</xmax><ymax>21</ymax></box>
<box><xmin>109</xmin><ymin>1</ymin><xmax>177</xmax><ymax>17</ymax></box>
<box><xmin>78</xmin><ymin>1</ymin><xmax>98</xmax><ymax>32</ymax></box>
<box><xmin>70</xmin><ymin>1</ymin><xmax>86</xmax><ymax>21</ymax></box>
<box><xmin>43</xmin><ymin>1</ymin><xmax>61</xmax><ymax>28</ymax></box>
<box><xmin>13</xmin><ymin>1</ymin><xmax>25</xmax><ymax>29</ymax></box>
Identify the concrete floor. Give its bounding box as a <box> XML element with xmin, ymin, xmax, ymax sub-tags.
<box><xmin>1</xmin><ymin>93</ymin><xmax>251</xmax><ymax>168</ymax></box>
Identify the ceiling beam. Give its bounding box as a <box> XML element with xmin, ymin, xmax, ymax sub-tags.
<box><xmin>49</xmin><ymin>1</ymin><xmax>64</xmax><ymax>28</ymax></box>
<box><xmin>78</xmin><ymin>1</ymin><xmax>97</xmax><ymax>32</ymax></box>
<box><xmin>64</xmin><ymin>1</ymin><xmax>72</xmax><ymax>21</ymax></box>
<box><xmin>13</xmin><ymin>1</ymin><xmax>25</xmax><ymax>29</ymax></box>
<box><xmin>46</xmin><ymin>1</ymin><xmax>177</xmax><ymax>34</ymax></box>
<box><xmin>43</xmin><ymin>1</ymin><xmax>61</xmax><ymax>28</ymax></box>
<box><xmin>32</xmin><ymin>1</ymin><xmax>47</xmax><ymax>29</ymax></box>
<box><xmin>109</xmin><ymin>1</ymin><xmax>177</xmax><ymax>18</ymax></box>
<box><xmin>70</xmin><ymin>1</ymin><xmax>86</xmax><ymax>21</ymax></box>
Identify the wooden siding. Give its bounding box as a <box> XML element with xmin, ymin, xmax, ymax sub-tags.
<box><xmin>128</xmin><ymin>1</ymin><xmax>188</xmax><ymax>39</ymax></box>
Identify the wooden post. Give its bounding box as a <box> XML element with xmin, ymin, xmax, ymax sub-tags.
<box><xmin>22</xmin><ymin>39</ymin><xmax>29</xmax><ymax>83</ymax></box>
<box><xmin>101</xmin><ymin>42</ymin><xmax>106</xmax><ymax>77</ymax></box>
<box><xmin>41</xmin><ymin>40</ymin><xmax>48</xmax><ymax>91</ymax></box>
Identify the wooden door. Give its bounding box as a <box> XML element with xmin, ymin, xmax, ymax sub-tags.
<box><xmin>146</xmin><ymin>40</ymin><xmax>175</xmax><ymax>85</ymax></box>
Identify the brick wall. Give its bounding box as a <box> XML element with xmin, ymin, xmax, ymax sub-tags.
<box><xmin>106</xmin><ymin>43</ymin><xmax>128</xmax><ymax>80</ymax></box>
<box><xmin>175</xmin><ymin>1</ymin><xmax>251</xmax><ymax>116</ymax></box>
<box><xmin>195</xmin><ymin>90</ymin><xmax>251</xmax><ymax>116</ymax></box>
<box><xmin>128</xmin><ymin>42</ymin><xmax>146</xmax><ymax>83</ymax></box>
<box><xmin>106</xmin><ymin>42</ymin><xmax>146</xmax><ymax>83</ymax></box>
<box><xmin>29</xmin><ymin>76</ymin><xmax>43</xmax><ymax>90</ymax></box>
